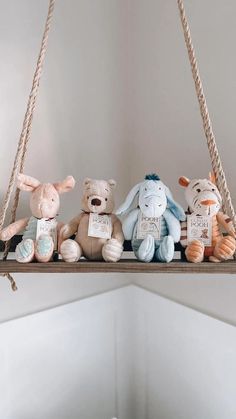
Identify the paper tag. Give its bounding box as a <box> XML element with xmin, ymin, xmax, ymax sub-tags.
<box><xmin>36</xmin><ymin>218</ymin><xmax>58</xmax><ymax>250</ymax></box>
<box><xmin>187</xmin><ymin>215</ymin><xmax>212</xmax><ymax>246</ymax></box>
<box><xmin>137</xmin><ymin>212</ymin><xmax>161</xmax><ymax>240</ymax></box>
<box><xmin>88</xmin><ymin>213</ymin><xmax>112</xmax><ymax>239</ymax></box>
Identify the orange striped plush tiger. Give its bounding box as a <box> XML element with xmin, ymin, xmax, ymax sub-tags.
<box><xmin>179</xmin><ymin>173</ymin><xmax>236</xmax><ymax>263</ymax></box>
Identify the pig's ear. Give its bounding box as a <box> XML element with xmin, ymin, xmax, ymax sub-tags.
<box><xmin>108</xmin><ymin>179</ymin><xmax>116</xmax><ymax>189</ymax></box>
<box><xmin>17</xmin><ymin>173</ymin><xmax>41</xmax><ymax>192</ymax></box>
<box><xmin>179</xmin><ymin>176</ymin><xmax>190</xmax><ymax>188</ymax></box>
<box><xmin>209</xmin><ymin>172</ymin><xmax>216</xmax><ymax>184</ymax></box>
<box><xmin>54</xmin><ymin>176</ymin><xmax>75</xmax><ymax>194</ymax></box>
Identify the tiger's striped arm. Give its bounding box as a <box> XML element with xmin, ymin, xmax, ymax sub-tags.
<box><xmin>180</xmin><ymin>219</ymin><xmax>188</xmax><ymax>247</ymax></box>
<box><xmin>216</xmin><ymin>212</ymin><xmax>236</xmax><ymax>238</ymax></box>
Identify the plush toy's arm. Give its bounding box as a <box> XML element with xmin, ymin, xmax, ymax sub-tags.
<box><xmin>57</xmin><ymin>221</ymin><xmax>64</xmax><ymax>250</ymax></box>
<box><xmin>122</xmin><ymin>208</ymin><xmax>139</xmax><ymax>240</ymax></box>
<box><xmin>216</xmin><ymin>212</ymin><xmax>236</xmax><ymax>237</ymax></box>
<box><xmin>179</xmin><ymin>220</ymin><xmax>188</xmax><ymax>247</ymax></box>
<box><xmin>111</xmin><ymin>215</ymin><xmax>124</xmax><ymax>244</ymax></box>
<box><xmin>60</xmin><ymin>214</ymin><xmax>82</xmax><ymax>240</ymax></box>
<box><xmin>0</xmin><ymin>218</ymin><xmax>29</xmax><ymax>241</ymax></box>
<box><xmin>163</xmin><ymin>209</ymin><xmax>181</xmax><ymax>243</ymax></box>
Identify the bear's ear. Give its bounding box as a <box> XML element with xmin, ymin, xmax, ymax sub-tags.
<box><xmin>179</xmin><ymin>176</ymin><xmax>190</xmax><ymax>188</ymax></box>
<box><xmin>83</xmin><ymin>178</ymin><xmax>92</xmax><ymax>187</ymax></box>
<box><xmin>209</xmin><ymin>171</ymin><xmax>216</xmax><ymax>184</ymax></box>
<box><xmin>108</xmin><ymin>179</ymin><xmax>116</xmax><ymax>189</ymax></box>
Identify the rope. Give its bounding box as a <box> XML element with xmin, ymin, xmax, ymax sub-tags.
<box><xmin>2</xmin><ymin>273</ymin><xmax>17</xmax><ymax>292</ymax></box>
<box><xmin>0</xmin><ymin>0</ymin><xmax>56</xmax><ymax>288</ymax></box>
<box><xmin>177</xmin><ymin>0</ymin><xmax>236</xmax><ymax>228</ymax></box>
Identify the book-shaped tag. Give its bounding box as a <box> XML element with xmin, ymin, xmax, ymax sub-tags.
<box><xmin>187</xmin><ymin>215</ymin><xmax>212</xmax><ymax>246</ymax></box>
<box><xmin>137</xmin><ymin>212</ymin><xmax>161</xmax><ymax>240</ymax></box>
<box><xmin>36</xmin><ymin>218</ymin><xmax>58</xmax><ymax>250</ymax></box>
<box><xmin>88</xmin><ymin>213</ymin><xmax>112</xmax><ymax>239</ymax></box>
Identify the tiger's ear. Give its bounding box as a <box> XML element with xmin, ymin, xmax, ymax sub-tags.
<box><xmin>209</xmin><ymin>172</ymin><xmax>216</xmax><ymax>184</ymax></box>
<box><xmin>179</xmin><ymin>176</ymin><xmax>190</xmax><ymax>188</ymax></box>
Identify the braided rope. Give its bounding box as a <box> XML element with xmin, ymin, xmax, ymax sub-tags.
<box><xmin>0</xmin><ymin>0</ymin><xmax>55</xmax><ymax>288</ymax></box>
<box><xmin>177</xmin><ymin>0</ymin><xmax>236</xmax><ymax>227</ymax></box>
<box><xmin>2</xmin><ymin>273</ymin><xmax>17</xmax><ymax>292</ymax></box>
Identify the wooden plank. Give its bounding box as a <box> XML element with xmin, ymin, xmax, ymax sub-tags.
<box><xmin>0</xmin><ymin>259</ymin><xmax>236</xmax><ymax>274</ymax></box>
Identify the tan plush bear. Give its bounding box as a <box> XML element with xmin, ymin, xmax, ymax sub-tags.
<box><xmin>60</xmin><ymin>178</ymin><xmax>124</xmax><ymax>262</ymax></box>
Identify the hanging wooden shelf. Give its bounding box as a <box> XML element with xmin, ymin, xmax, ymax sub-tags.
<box><xmin>1</xmin><ymin>236</ymin><xmax>236</xmax><ymax>274</ymax></box>
<box><xmin>0</xmin><ymin>259</ymin><xmax>236</xmax><ymax>274</ymax></box>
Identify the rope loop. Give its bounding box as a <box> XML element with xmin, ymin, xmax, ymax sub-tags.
<box><xmin>0</xmin><ymin>0</ymin><xmax>55</xmax><ymax>288</ymax></box>
<box><xmin>177</xmin><ymin>0</ymin><xmax>236</xmax><ymax>227</ymax></box>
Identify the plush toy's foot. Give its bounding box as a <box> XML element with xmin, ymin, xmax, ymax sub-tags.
<box><xmin>102</xmin><ymin>238</ymin><xmax>123</xmax><ymax>262</ymax></box>
<box><xmin>35</xmin><ymin>235</ymin><xmax>54</xmax><ymax>263</ymax></box>
<box><xmin>15</xmin><ymin>239</ymin><xmax>35</xmax><ymax>263</ymax></box>
<box><xmin>155</xmin><ymin>235</ymin><xmax>175</xmax><ymax>263</ymax></box>
<box><xmin>60</xmin><ymin>239</ymin><xmax>82</xmax><ymax>262</ymax></box>
<box><xmin>136</xmin><ymin>234</ymin><xmax>155</xmax><ymax>263</ymax></box>
<box><xmin>185</xmin><ymin>240</ymin><xmax>205</xmax><ymax>263</ymax></box>
<box><xmin>213</xmin><ymin>236</ymin><xmax>236</xmax><ymax>261</ymax></box>
<box><xmin>209</xmin><ymin>255</ymin><xmax>221</xmax><ymax>263</ymax></box>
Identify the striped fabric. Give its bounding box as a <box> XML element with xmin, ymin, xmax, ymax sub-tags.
<box><xmin>180</xmin><ymin>210</ymin><xmax>233</xmax><ymax>249</ymax></box>
<box><xmin>180</xmin><ymin>211</ymin><xmax>189</xmax><ymax>247</ymax></box>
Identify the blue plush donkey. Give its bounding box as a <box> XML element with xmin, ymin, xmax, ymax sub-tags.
<box><xmin>116</xmin><ymin>174</ymin><xmax>186</xmax><ymax>262</ymax></box>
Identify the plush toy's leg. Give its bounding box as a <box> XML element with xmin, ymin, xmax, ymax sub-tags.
<box><xmin>155</xmin><ymin>235</ymin><xmax>175</xmax><ymax>263</ymax></box>
<box><xmin>185</xmin><ymin>239</ymin><xmax>204</xmax><ymax>263</ymax></box>
<box><xmin>102</xmin><ymin>238</ymin><xmax>123</xmax><ymax>262</ymax></box>
<box><xmin>15</xmin><ymin>239</ymin><xmax>35</xmax><ymax>263</ymax></box>
<box><xmin>211</xmin><ymin>236</ymin><xmax>236</xmax><ymax>262</ymax></box>
<box><xmin>60</xmin><ymin>239</ymin><xmax>82</xmax><ymax>262</ymax></box>
<box><xmin>35</xmin><ymin>234</ymin><xmax>54</xmax><ymax>263</ymax></box>
<box><xmin>134</xmin><ymin>234</ymin><xmax>155</xmax><ymax>262</ymax></box>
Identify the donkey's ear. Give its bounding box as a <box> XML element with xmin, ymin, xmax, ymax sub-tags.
<box><xmin>165</xmin><ymin>186</ymin><xmax>186</xmax><ymax>221</ymax></box>
<box><xmin>179</xmin><ymin>176</ymin><xmax>190</xmax><ymax>188</ymax></box>
<box><xmin>116</xmin><ymin>183</ymin><xmax>141</xmax><ymax>215</ymax></box>
<box><xmin>209</xmin><ymin>172</ymin><xmax>216</xmax><ymax>184</ymax></box>
<box><xmin>17</xmin><ymin>173</ymin><xmax>41</xmax><ymax>192</ymax></box>
<box><xmin>54</xmin><ymin>176</ymin><xmax>75</xmax><ymax>194</ymax></box>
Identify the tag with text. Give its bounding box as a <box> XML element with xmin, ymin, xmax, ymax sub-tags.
<box><xmin>187</xmin><ymin>215</ymin><xmax>212</xmax><ymax>246</ymax></box>
<box><xmin>137</xmin><ymin>212</ymin><xmax>161</xmax><ymax>240</ymax></box>
<box><xmin>36</xmin><ymin>218</ymin><xmax>58</xmax><ymax>250</ymax></box>
<box><xmin>88</xmin><ymin>213</ymin><xmax>112</xmax><ymax>239</ymax></box>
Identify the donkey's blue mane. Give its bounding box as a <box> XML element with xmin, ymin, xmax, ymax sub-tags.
<box><xmin>145</xmin><ymin>173</ymin><xmax>160</xmax><ymax>181</ymax></box>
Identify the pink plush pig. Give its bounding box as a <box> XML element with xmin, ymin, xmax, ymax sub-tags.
<box><xmin>0</xmin><ymin>173</ymin><xmax>75</xmax><ymax>263</ymax></box>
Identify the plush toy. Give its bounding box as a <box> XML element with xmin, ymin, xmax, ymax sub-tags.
<box><xmin>0</xmin><ymin>173</ymin><xmax>75</xmax><ymax>263</ymax></box>
<box><xmin>179</xmin><ymin>173</ymin><xmax>236</xmax><ymax>262</ymax></box>
<box><xmin>60</xmin><ymin>178</ymin><xmax>124</xmax><ymax>262</ymax></box>
<box><xmin>116</xmin><ymin>174</ymin><xmax>186</xmax><ymax>263</ymax></box>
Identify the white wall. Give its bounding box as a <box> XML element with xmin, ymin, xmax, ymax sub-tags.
<box><xmin>1</xmin><ymin>286</ymin><xmax>236</xmax><ymax>419</ymax></box>
<box><xmin>0</xmin><ymin>287</ymin><xmax>134</xmax><ymax>419</ymax></box>
<box><xmin>1</xmin><ymin>0</ymin><xmax>236</xmax><ymax>324</ymax></box>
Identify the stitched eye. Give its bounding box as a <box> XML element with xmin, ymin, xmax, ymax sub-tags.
<box><xmin>196</xmin><ymin>188</ymin><xmax>201</xmax><ymax>193</ymax></box>
<box><xmin>145</xmin><ymin>188</ymin><xmax>147</xmax><ymax>191</ymax></box>
<box><xmin>51</xmin><ymin>199</ymin><xmax>54</xmax><ymax>202</ymax></box>
<box><xmin>212</xmin><ymin>188</ymin><xmax>215</xmax><ymax>192</ymax></box>
<box><xmin>87</xmin><ymin>196</ymin><xmax>89</xmax><ymax>200</ymax></box>
<box><xmin>105</xmin><ymin>198</ymin><xmax>108</xmax><ymax>201</ymax></box>
<box><xmin>159</xmin><ymin>187</ymin><xmax>162</xmax><ymax>190</ymax></box>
